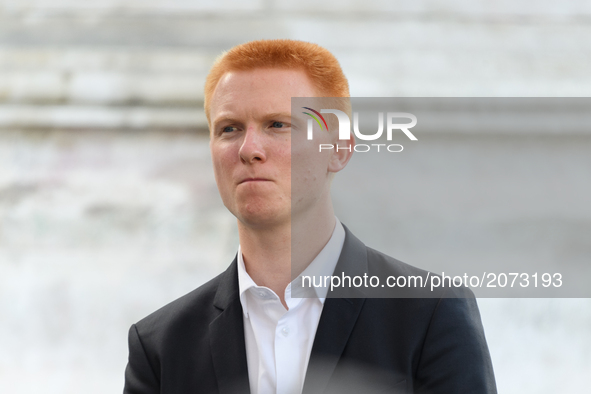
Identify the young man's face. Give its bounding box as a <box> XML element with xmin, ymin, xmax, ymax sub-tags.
<box><xmin>208</xmin><ymin>68</ymin><xmax>336</xmax><ymax>229</ymax></box>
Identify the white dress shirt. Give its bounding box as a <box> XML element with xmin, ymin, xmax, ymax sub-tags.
<box><xmin>237</xmin><ymin>219</ymin><xmax>346</xmax><ymax>394</ymax></box>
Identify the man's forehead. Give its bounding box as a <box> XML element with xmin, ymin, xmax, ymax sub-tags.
<box><xmin>214</xmin><ymin>68</ymin><xmax>316</xmax><ymax>97</ymax></box>
<box><xmin>210</xmin><ymin>68</ymin><xmax>316</xmax><ymax>120</ymax></box>
<box><xmin>211</xmin><ymin>97</ymin><xmax>292</xmax><ymax>119</ymax></box>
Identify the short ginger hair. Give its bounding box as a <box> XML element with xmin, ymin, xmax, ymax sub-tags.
<box><xmin>204</xmin><ymin>39</ymin><xmax>350</xmax><ymax>122</ymax></box>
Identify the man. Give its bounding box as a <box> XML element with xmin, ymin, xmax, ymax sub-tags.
<box><xmin>124</xmin><ymin>39</ymin><xmax>496</xmax><ymax>394</ymax></box>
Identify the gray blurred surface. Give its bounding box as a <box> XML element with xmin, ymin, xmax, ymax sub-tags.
<box><xmin>1</xmin><ymin>1</ymin><xmax>590</xmax><ymax>393</ymax></box>
<box><xmin>0</xmin><ymin>130</ymin><xmax>238</xmax><ymax>393</ymax></box>
<box><xmin>2</xmin><ymin>0</ymin><xmax>591</xmax><ymax>129</ymax></box>
<box><xmin>326</xmin><ymin>98</ymin><xmax>591</xmax><ymax>297</ymax></box>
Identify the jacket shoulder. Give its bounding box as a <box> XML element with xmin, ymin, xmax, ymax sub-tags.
<box><xmin>366</xmin><ymin>245</ymin><xmax>430</xmax><ymax>277</ymax></box>
<box><xmin>133</xmin><ymin>269</ymin><xmax>226</xmax><ymax>337</ymax></box>
<box><xmin>364</xmin><ymin>245</ymin><xmax>474</xmax><ymax>299</ymax></box>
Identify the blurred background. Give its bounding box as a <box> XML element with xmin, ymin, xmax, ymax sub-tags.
<box><xmin>1</xmin><ymin>1</ymin><xmax>590</xmax><ymax>393</ymax></box>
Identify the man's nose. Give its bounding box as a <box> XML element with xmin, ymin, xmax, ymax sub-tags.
<box><xmin>239</xmin><ymin>126</ymin><xmax>267</xmax><ymax>164</ymax></box>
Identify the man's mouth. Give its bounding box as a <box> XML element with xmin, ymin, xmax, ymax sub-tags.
<box><xmin>238</xmin><ymin>178</ymin><xmax>271</xmax><ymax>184</ymax></box>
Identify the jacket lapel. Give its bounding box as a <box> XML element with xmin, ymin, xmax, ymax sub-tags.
<box><xmin>209</xmin><ymin>259</ymin><xmax>251</xmax><ymax>394</ymax></box>
<box><xmin>302</xmin><ymin>226</ymin><xmax>368</xmax><ymax>394</ymax></box>
<box><xmin>303</xmin><ymin>297</ymin><xmax>365</xmax><ymax>394</ymax></box>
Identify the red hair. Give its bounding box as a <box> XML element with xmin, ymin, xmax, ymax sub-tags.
<box><xmin>204</xmin><ymin>39</ymin><xmax>350</xmax><ymax>122</ymax></box>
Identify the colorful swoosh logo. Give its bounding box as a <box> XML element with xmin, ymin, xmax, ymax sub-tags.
<box><xmin>302</xmin><ymin>107</ymin><xmax>329</xmax><ymax>131</ymax></box>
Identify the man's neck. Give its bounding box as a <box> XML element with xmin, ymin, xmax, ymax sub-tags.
<box><xmin>238</xmin><ymin>204</ymin><xmax>336</xmax><ymax>308</ymax></box>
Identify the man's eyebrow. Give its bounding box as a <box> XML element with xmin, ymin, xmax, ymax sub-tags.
<box><xmin>211</xmin><ymin>112</ymin><xmax>293</xmax><ymax>128</ymax></box>
<box><xmin>211</xmin><ymin>116</ymin><xmax>241</xmax><ymax>127</ymax></box>
<box><xmin>264</xmin><ymin>112</ymin><xmax>291</xmax><ymax>119</ymax></box>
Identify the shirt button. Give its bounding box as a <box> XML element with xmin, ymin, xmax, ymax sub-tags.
<box><xmin>281</xmin><ymin>327</ymin><xmax>289</xmax><ymax>337</ymax></box>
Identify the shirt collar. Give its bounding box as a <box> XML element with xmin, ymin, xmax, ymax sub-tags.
<box><xmin>296</xmin><ymin>219</ymin><xmax>345</xmax><ymax>301</ymax></box>
<box><xmin>237</xmin><ymin>245</ymin><xmax>257</xmax><ymax>318</ymax></box>
<box><xmin>237</xmin><ymin>218</ymin><xmax>346</xmax><ymax>316</ymax></box>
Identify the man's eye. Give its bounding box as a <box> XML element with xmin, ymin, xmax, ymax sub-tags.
<box><xmin>271</xmin><ymin>121</ymin><xmax>285</xmax><ymax>128</ymax></box>
<box><xmin>223</xmin><ymin>126</ymin><xmax>237</xmax><ymax>133</ymax></box>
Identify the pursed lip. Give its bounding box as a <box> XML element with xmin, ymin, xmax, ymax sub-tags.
<box><xmin>238</xmin><ymin>177</ymin><xmax>271</xmax><ymax>185</ymax></box>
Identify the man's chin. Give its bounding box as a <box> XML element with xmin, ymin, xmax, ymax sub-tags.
<box><xmin>237</xmin><ymin>211</ymin><xmax>291</xmax><ymax>231</ymax></box>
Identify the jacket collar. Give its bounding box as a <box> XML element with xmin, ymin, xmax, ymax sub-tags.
<box><xmin>303</xmin><ymin>225</ymin><xmax>368</xmax><ymax>394</ymax></box>
<box><xmin>210</xmin><ymin>258</ymin><xmax>251</xmax><ymax>394</ymax></box>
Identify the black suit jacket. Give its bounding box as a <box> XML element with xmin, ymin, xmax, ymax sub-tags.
<box><xmin>124</xmin><ymin>227</ymin><xmax>497</xmax><ymax>394</ymax></box>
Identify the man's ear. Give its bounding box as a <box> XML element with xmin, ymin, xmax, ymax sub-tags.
<box><xmin>327</xmin><ymin>132</ymin><xmax>354</xmax><ymax>173</ymax></box>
